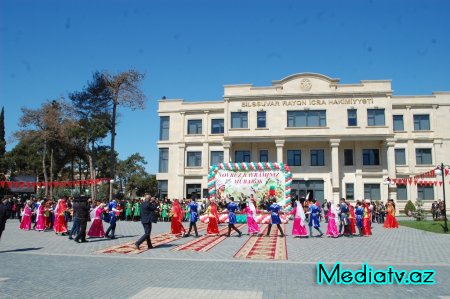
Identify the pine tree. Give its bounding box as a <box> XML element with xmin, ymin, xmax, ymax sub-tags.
<box><xmin>414</xmin><ymin>199</ymin><xmax>426</xmax><ymax>221</ymax></box>
<box><xmin>0</xmin><ymin>107</ymin><xmax>5</xmax><ymax>156</ymax></box>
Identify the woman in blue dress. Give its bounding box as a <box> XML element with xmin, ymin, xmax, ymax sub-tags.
<box><xmin>266</xmin><ymin>197</ymin><xmax>285</xmax><ymax>237</ymax></box>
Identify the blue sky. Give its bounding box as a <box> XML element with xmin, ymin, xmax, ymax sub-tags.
<box><xmin>1</xmin><ymin>0</ymin><xmax>449</xmax><ymax>174</ymax></box>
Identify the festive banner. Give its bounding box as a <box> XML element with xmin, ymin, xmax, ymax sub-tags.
<box><xmin>208</xmin><ymin>162</ymin><xmax>292</xmax><ymax>208</ymax></box>
<box><xmin>0</xmin><ymin>178</ymin><xmax>111</xmax><ymax>190</ymax></box>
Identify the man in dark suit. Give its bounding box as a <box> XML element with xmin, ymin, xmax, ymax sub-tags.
<box><xmin>0</xmin><ymin>198</ymin><xmax>8</xmax><ymax>241</ymax></box>
<box><xmin>135</xmin><ymin>195</ymin><xmax>159</xmax><ymax>250</ymax></box>
<box><xmin>73</xmin><ymin>197</ymin><xmax>90</xmax><ymax>243</ymax></box>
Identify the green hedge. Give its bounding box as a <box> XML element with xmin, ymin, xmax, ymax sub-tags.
<box><xmin>404</xmin><ymin>200</ymin><xmax>416</xmax><ymax>216</ymax></box>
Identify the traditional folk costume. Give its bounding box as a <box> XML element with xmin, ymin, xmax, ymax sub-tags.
<box><xmin>44</xmin><ymin>202</ymin><xmax>52</xmax><ymax>229</ymax></box>
<box><xmin>105</xmin><ymin>200</ymin><xmax>118</xmax><ymax>239</ymax></box>
<box><xmin>355</xmin><ymin>205</ymin><xmax>364</xmax><ymax>236</ymax></box>
<box><xmin>348</xmin><ymin>204</ymin><xmax>357</xmax><ymax>235</ymax></box>
<box><xmin>35</xmin><ymin>201</ymin><xmax>45</xmax><ymax>231</ymax></box>
<box><xmin>325</xmin><ymin>204</ymin><xmax>340</xmax><ymax>238</ymax></box>
<box><xmin>54</xmin><ymin>199</ymin><xmax>68</xmax><ymax>234</ymax></box>
<box><xmin>290</xmin><ymin>201</ymin><xmax>308</xmax><ymax>237</ymax></box>
<box><xmin>161</xmin><ymin>203</ymin><xmax>168</xmax><ymax>222</ymax></box>
<box><xmin>244</xmin><ymin>199</ymin><xmax>260</xmax><ymax>235</ymax></box>
<box><xmin>133</xmin><ymin>201</ymin><xmax>140</xmax><ymax>221</ymax></box>
<box><xmin>170</xmin><ymin>200</ymin><xmax>186</xmax><ymax>236</ymax></box>
<box><xmin>266</xmin><ymin>200</ymin><xmax>284</xmax><ymax>237</ymax></box>
<box><xmin>339</xmin><ymin>201</ymin><xmax>351</xmax><ymax>236</ymax></box>
<box><xmin>87</xmin><ymin>204</ymin><xmax>105</xmax><ymax>238</ymax></box>
<box><xmin>226</xmin><ymin>200</ymin><xmax>242</xmax><ymax>237</ymax></box>
<box><xmin>362</xmin><ymin>202</ymin><xmax>372</xmax><ymax>236</ymax></box>
<box><xmin>125</xmin><ymin>201</ymin><xmax>132</xmax><ymax>221</ymax></box>
<box><xmin>19</xmin><ymin>204</ymin><xmax>32</xmax><ymax>230</ymax></box>
<box><xmin>308</xmin><ymin>202</ymin><xmax>324</xmax><ymax>237</ymax></box>
<box><xmin>383</xmin><ymin>202</ymin><xmax>399</xmax><ymax>229</ymax></box>
<box><xmin>185</xmin><ymin>200</ymin><xmax>199</xmax><ymax>237</ymax></box>
<box><xmin>206</xmin><ymin>201</ymin><xmax>220</xmax><ymax>235</ymax></box>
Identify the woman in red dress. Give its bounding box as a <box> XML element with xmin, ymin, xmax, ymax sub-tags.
<box><xmin>348</xmin><ymin>203</ymin><xmax>357</xmax><ymax>235</ymax></box>
<box><xmin>362</xmin><ymin>201</ymin><xmax>372</xmax><ymax>236</ymax></box>
<box><xmin>383</xmin><ymin>199</ymin><xmax>399</xmax><ymax>228</ymax></box>
<box><xmin>170</xmin><ymin>199</ymin><xmax>186</xmax><ymax>236</ymax></box>
<box><xmin>206</xmin><ymin>199</ymin><xmax>220</xmax><ymax>235</ymax></box>
<box><xmin>54</xmin><ymin>198</ymin><xmax>68</xmax><ymax>235</ymax></box>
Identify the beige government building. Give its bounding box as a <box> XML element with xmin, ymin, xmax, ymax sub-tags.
<box><xmin>156</xmin><ymin>73</ymin><xmax>450</xmax><ymax>212</ymax></box>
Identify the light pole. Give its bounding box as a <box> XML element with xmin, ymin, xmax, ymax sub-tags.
<box><xmin>109</xmin><ymin>179</ymin><xmax>114</xmax><ymax>201</ymax></box>
<box><xmin>435</xmin><ymin>163</ymin><xmax>448</xmax><ymax>233</ymax></box>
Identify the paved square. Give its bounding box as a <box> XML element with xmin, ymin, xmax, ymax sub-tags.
<box><xmin>0</xmin><ymin>219</ymin><xmax>449</xmax><ymax>298</ymax></box>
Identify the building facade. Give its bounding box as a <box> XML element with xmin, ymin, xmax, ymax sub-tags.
<box><xmin>156</xmin><ymin>73</ymin><xmax>450</xmax><ymax>211</ymax></box>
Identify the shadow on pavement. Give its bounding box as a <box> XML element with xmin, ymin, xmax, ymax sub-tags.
<box><xmin>0</xmin><ymin>247</ymin><xmax>43</xmax><ymax>253</ymax></box>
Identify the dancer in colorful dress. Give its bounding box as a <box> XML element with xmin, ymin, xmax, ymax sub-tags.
<box><xmin>225</xmin><ymin>197</ymin><xmax>242</xmax><ymax>237</ymax></box>
<box><xmin>34</xmin><ymin>200</ymin><xmax>45</xmax><ymax>231</ymax></box>
<box><xmin>170</xmin><ymin>198</ymin><xmax>186</xmax><ymax>236</ymax></box>
<box><xmin>125</xmin><ymin>200</ymin><xmax>132</xmax><ymax>221</ymax></box>
<box><xmin>185</xmin><ymin>198</ymin><xmax>199</xmax><ymax>237</ymax></box>
<box><xmin>266</xmin><ymin>197</ymin><xmax>284</xmax><ymax>237</ymax></box>
<box><xmin>348</xmin><ymin>202</ymin><xmax>357</xmax><ymax>235</ymax></box>
<box><xmin>383</xmin><ymin>199</ymin><xmax>399</xmax><ymax>228</ymax></box>
<box><xmin>19</xmin><ymin>201</ymin><xmax>32</xmax><ymax>230</ymax></box>
<box><xmin>161</xmin><ymin>201</ymin><xmax>169</xmax><ymax>222</ymax></box>
<box><xmin>205</xmin><ymin>199</ymin><xmax>220</xmax><ymax>235</ymax></box>
<box><xmin>362</xmin><ymin>200</ymin><xmax>372</xmax><ymax>236</ymax></box>
<box><xmin>133</xmin><ymin>200</ymin><xmax>140</xmax><ymax>221</ymax></box>
<box><xmin>325</xmin><ymin>203</ymin><xmax>340</xmax><ymax>238</ymax></box>
<box><xmin>87</xmin><ymin>203</ymin><xmax>105</xmax><ymax>238</ymax></box>
<box><xmin>105</xmin><ymin>199</ymin><xmax>119</xmax><ymax>239</ymax></box>
<box><xmin>244</xmin><ymin>197</ymin><xmax>260</xmax><ymax>235</ymax></box>
<box><xmin>355</xmin><ymin>201</ymin><xmax>364</xmax><ymax>236</ymax></box>
<box><xmin>307</xmin><ymin>199</ymin><xmax>324</xmax><ymax>237</ymax></box>
<box><xmin>54</xmin><ymin>198</ymin><xmax>68</xmax><ymax>235</ymax></box>
<box><xmin>289</xmin><ymin>200</ymin><xmax>308</xmax><ymax>238</ymax></box>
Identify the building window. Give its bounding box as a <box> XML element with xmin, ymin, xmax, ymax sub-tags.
<box><xmin>159</xmin><ymin>116</ymin><xmax>170</xmax><ymax>140</ymax></box>
<box><xmin>393</xmin><ymin>115</ymin><xmax>404</xmax><ymax>131</ymax></box>
<box><xmin>395</xmin><ymin>148</ymin><xmax>406</xmax><ymax>165</ymax></box>
<box><xmin>158</xmin><ymin>180</ymin><xmax>168</xmax><ymax>198</ymax></box>
<box><xmin>367</xmin><ymin>109</ymin><xmax>385</xmax><ymax>126</ymax></box>
<box><xmin>187</xmin><ymin>119</ymin><xmax>202</xmax><ymax>134</ymax></box>
<box><xmin>186</xmin><ymin>184</ymin><xmax>201</xmax><ymax>199</ymax></box>
<box><xmin>259</xmin><ymin>150</ymin><xmax>269</xmax><ymax>162</ymax></box>
<box><xmin>344</xmin><ymin>149</ymin><xmax>354</xmax><ymax>166</ymax></box>
<box><xmin>363</xmin><ymin>149</ymin><xmax>380</xmax><ymax>166</ymax></box>
<box><xmin>347</xmin><ymin>109</ymin><xmax>357</xmax><ymax>126</ymax></box>
<box><xmin>310</xmin><ymin>149</ymin><xmax>325</xmax><ymax>166</ymax></box>
<box><xmin>415</xmin><ymin>148</ymin><xmax>432</xmax><ymax>165</ymax></box>
<box><xmin>287</xmin><ymin>150</ymin><xmax>301</xmax><ymax>166</ymax></box>
<box><xmin>397</xmin><ymin>185</ymin><xmax>407</xmax><ymax>201</ymax></box>
<box><xmin>417</xmin><ymin>185</ymin><xmax>434</xmax><ymax>201</ymax></box>
<box><xmin>345</xmin><ymin>183</ymin><xmax>354</xmax><ymax>201</ymax></box>
<box><xmin>364</xmin><ymin>184</ymin><xmax>381</xmax><ymax>200</ymax></box>
<box><xmin>292</xmin><ymin>179</ymin><xmax>325</xmax><ymax>204</ymax></box>
<box><xmin>235</xmin><ymin>150</ymin><xmax>251</xmax><ymax>162</ymax></box>
<box><xmin>186</xmin><ymin>151</ymin><xmax>202</xmax><ymax>167</ymax></box>
<box><xmin>231</xmin><ymin>112</ymin><xmax>248</xmax><ymax>128</ymax></box>
<box><xmin>210</xmin><ymin>151</ymin><xmax>224</xmax><ymax>165</ymax></box>
<box><xmin>287</xmin><ymin>110</ymin><xmax>326</xmax><ymax>127</ymax></box>
<box><xmin>413</xmin><ymin>114</ymin><xmax>430</xmax><ymax>131</ymax></box>
<box><xmin>159</xmin><ymin>148</ymin><xmax>169</xmax><ymax>173</ymax></box>
<box><xmin>257</xmin><ymin>111</ymin><xmax>266</xmax><ymax>128</ymax></box>
<box><xmin>211</xmin><ymin>119</ymin><xmax>224</xmax><ymax>134</ymax></box>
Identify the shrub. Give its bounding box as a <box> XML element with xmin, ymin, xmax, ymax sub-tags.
<box><xmin>404</xmin><ymin>200</ymin><xmax>416</xmax><ymax>216</ymax></box>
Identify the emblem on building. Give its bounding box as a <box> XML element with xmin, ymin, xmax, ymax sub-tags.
<box><xmin>300</xmin><ymin>78</ymin><xmax>312</xmax><ymax>91</ymax></box>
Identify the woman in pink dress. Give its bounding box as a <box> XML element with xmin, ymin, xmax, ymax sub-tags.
<box><xmin>54</xmin><ymin>198</ymin><xmax>68</xmax><ymax>235</ymax></box>
<box><xmin>35</xmin><ymin>200</ymin><xmax>45</xmax><ymax>231</ymax></box>
<box><xmin>88</xmin><ymin>203</ymin><xmax>105</xmax><ymax>238</ymax></box>
<box><xmin>19</xmin><ymin>201</ymin><xmax>32</xmax><ymax>230</ymax></box>
<box><xmin>326</xmin><ymin>203</ymin><xmax>340</xmax><ymax>238</ymax></box>
<box><xmin>244</xmin><ymin>197</ymin><xmax>259</xmax><ymax>235</ymax></box>
<box><xmin>290</xmin><ymin>200</ymin><xmax>309</xmax><ymax>237</ymax></box>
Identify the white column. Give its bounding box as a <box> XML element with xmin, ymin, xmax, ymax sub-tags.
<box><xmin>204</xmin><ymin>110</ymin><xmax>209</xmax><ymax>140</ymax></box>
<box><xmin>330</xmin><ymin>139</ymin><xmax>340</xmax><ymax>202</ymax></box>
<box><xmin>223</xmin><ymin>141</ymin><xmax>231</xmax><ymax>162</ymax></box>
<box><xmin>275</xmin><ymin>140</ymin><xmax>285</xmax><ymax>163</ymax></box>
<box><xmin>385</xmin><ymin>138</ymin><xmax>398</xmax><ymax>205</ymax></box>
<box><xmin>179</xmin><ymin>112</ymin><xmax>185</xmax><ymax>142</ymax></box>
<box><xmin>178</xmin><ymin>144</ymin><xmax>186</xmax><ymax>198</ymax></box>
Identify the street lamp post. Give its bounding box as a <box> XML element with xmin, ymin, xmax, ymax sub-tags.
<box><xmin>435</xmin><ymin>163</ymin><xmax>448</xmax><ymax>233</ymax></box>
<box><xmin>109</xmin><ymin>179</ymin><xmax>114</xmax><ymax>201</ymax></box>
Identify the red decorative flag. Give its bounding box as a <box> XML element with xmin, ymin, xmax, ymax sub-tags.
<box><xmin>32</xmin><ymin>182</ymin><xmax>36</xmax><ymax>188</ymax></box>
<box><xmin>7</xmin><ymin>182</ymin><xmax>12</xmax><ymax>188</ymax></box>
<box><xmin>439</xmin><ymin>181</ymin><xmax>443</xmax><ymax>187</ymax></box>
<box><xmin>445</xmin><ymin>169</ymin><xmax>449</xmax><ymax>176</ymax></box>
<box><xmin>0</xmin><ymin>181</ymin><xmax>4</xmax><ymax>188</ymax></box>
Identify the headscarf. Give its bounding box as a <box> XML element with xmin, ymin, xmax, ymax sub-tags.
<box><xmin>295</xmin><ymin>200</ymin><xmax>306</xmax><ymax>226</ymax></box>
<box><xmin>172</xmin><ymin>199</ymin><xmax>184</xmax><ymax>220</ymax></box>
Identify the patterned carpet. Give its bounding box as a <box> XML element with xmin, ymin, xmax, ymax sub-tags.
<box><xmin>172</xmin><ymin>224</ymin><xmax>246</xmax><ymax>252</ymax></box>
<box><xmin>233</xmin><ymin>224</ymin><xmax>288</xmax><ymax>260</ymax></box>
<box><xmin>96</xmin><ymin>223</ymin><xmax>208</xmax><ymax>255</ymax></box>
